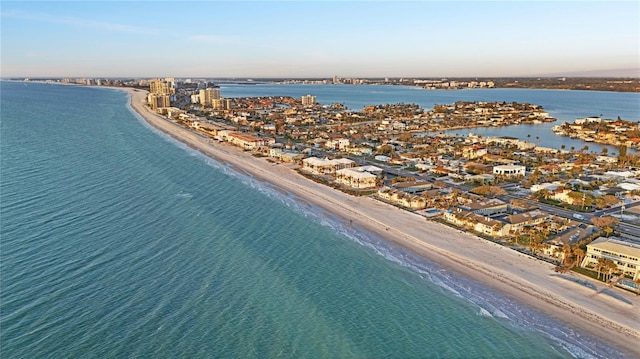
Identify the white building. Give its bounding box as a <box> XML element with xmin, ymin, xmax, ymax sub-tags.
<box><xmin>581</xmin><ymin>236</ymin><xmax>640</xmax><ymax>281</ymax></box>
<box><xmin>336</xmin><ymin>167</ymin><xmax>380</xmax><ymax>189</ymax></box>
<box><xmin>301</xmin><ymin>94</ymin><xmax>316</xmax><ymax>106</ymax></box>
<box><xmin>325</xmin><ymin>138</ymin><xmax>350</xmax><ymax>151</ymax></box>
<box><xmin>301</xmin><ymin>157</ymin><xmax>355</xmax><ymax>175</ymax></box>
<box><xmin>493</xmin><ymin>165</ymin><xmax>526</xmax><ymax>177</ymax></box>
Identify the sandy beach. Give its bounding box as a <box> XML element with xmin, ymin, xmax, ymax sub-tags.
<box><xmin>122</xmin><ymin>88</ymin><xmax>640</xmax><ymax>356</ymax></box>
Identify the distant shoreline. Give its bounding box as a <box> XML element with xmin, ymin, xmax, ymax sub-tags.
<box><xmin>4</xmin><ymin>78</ymin><xmax>639</xmax><ymax>93</ymax></box>
<box><xmin>113</xmin><ymin>86</ymin><xmax>640</xmax><ymax>356</ymax></box>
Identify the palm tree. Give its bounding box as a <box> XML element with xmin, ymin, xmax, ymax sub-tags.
<box><xmin>603</xmin><ymin>259</ymin><xmax>618</xmax><ymax>284</ymax></box>
<box><xmin>529</xmin><ymin>237</ymin><xmax>547</xmax><ymax>257</ymax></box>
<box><xmin>561</xmin><ymin>244</ymin><xmax>573</xmax><ymax>266</ymax></box>
<box><xmin>572</xmin><ymin>246</ymin><xmax>585</xmax><ymax>267</ymax></box>
<box><xmin>595</xmin><ymin>257</ymin><xmax>607</xmax><ymax>280</ymax></box>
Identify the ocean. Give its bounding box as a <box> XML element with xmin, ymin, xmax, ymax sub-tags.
<box><xmin>0</xmin><ymin>81</ymin><xmax>632</xmax><ymax>358</ymax></box>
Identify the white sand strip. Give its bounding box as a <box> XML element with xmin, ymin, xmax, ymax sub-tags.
<box><xmin>121</xmin><ymin>87</ymin><xmax>640</xmax><ymax>356</ymax></box>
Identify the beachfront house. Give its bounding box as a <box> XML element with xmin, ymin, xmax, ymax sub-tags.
<box><xmin>301</xmin><ymin>157</ymin><xmax>356</xmax><ymax>175</ymax></box>
<box><xmin>442</xmin><ymin>208</ymin><xmax>508</xmax><ymax>237</ymax></box>
<box><xmin>473</xmin><ymin>214</ymin><xmax>509</xmax><ymax>237</ymax></box>
<box><xmin>378</xmin><ymin>187</ymin><xmax>427</xmax><ymax>210</ymax></box>
<box><xmin>391</xmin><ymin>181</ymin><xmax>433</xmax><ymax>194</ymax></box>
<box><xmin>227</xmin><ymin>132</ymin><xmax>267</xmax><ymax>151</ymax></box>
<box><xmin>269</xmin><ymin>148</ymin><xmax>305</xmax><ymax>162</ymax></box>
<box><xmin>335</xmin><ymin>166</ymin><xmax>381</xmax><ymax>189</ymax></box>
<box><xmin>544</xmin><ymin>224</ymin><xmax>599</xmax><ymax>262</ymax></box>
<box><xmin>504</xmin><ymin>209</ymin><xmax>551</xmax><ymax>234</ymax></box>
<box><xmin>459</xmin><ymin>198</ymin><xmax>508</xmax><ymax>216</ymax></box>
<box><xmin>581</xmin><ymin>236</ymin><xmax>640</xmax><ymax>281</ymax></box>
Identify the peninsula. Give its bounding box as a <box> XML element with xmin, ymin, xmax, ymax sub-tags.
<box><xmin>121</xmin><ymin>86</ymin><xmax>640</xmax><ymax>357</ymax></box>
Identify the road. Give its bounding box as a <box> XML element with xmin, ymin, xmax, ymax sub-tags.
<box><xmin>353</xmin><ymin>156</ymin><xmax>640</xmax><ymax>240</ymax></box>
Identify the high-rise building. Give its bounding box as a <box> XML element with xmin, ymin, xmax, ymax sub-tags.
<box><xmin>149</xmin><ymin>78</ymin><xmax>174</xmax><ymax>95</ymax></box>
<box><xmin>199</xmin><ymin>87</ymin><xmax>221</xmax><ymax>107</ymax></box>
<box><xmin>147</xmin><ymin>93</ymin><xmax>171</xmax><ymax>111</ymax></box>
<box><xmin>212</xmin><ymin>98</ymin><xmax>232</xmax><ymax>110</ymax></box>
<box><xmin>301</xmin><ymin>94</ymin><xmax>316</xmax><ymax>106</ymax></box>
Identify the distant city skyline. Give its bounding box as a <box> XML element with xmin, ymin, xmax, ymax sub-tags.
<box><xmin>1</xmin><ymin>1</ymin><xmax>639</xmax><ymax>78</ymax></box>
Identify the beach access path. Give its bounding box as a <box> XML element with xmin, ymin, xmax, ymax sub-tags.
<box><xmin>122</xmin><ymin>88</ymin><xmax>640</xmax><ymax>356</ymax></box>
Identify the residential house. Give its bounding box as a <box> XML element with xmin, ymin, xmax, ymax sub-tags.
<box><xmin>301</xmin><ymin>157</ymin><xmax>356</xmax><ymax>175</ymax></box>
<box><xmin>461</xmin><ymin>145</ymin><xmax>488</xmax><ymax>159</ymax></box>
<box><xmin>391</xmin><ymin>181</ymin><xmax>433</xmax><ymax>194</ymax></box>
<box><xmin>227</xmin><ymin>132</ymin><xmax>267</xmax><ymax>150</ymax></box>
<box><xmin>325</xmin><ymin>137</ymin><xmax>350</xmax><ymax>151</ymax></box>
<box><xmin>459</xmin><ymin>198</ymin><xmax>508</xmax><ymax>216</ymax></box>
<box><xmin>544</xmin><ymin>224</ymin><xmax>598</xmax><ymax>262</ymax></box>
<box><xmin>269</xmin><ymin>148</ymin><xmax>305</xmax><ymax>162</ymax></box>
<box><xmin>378</xmin><ymin>188</ymin><xmax>427</xmax><ymax>210</ymax></box>
<box><xmin>505</xmin><ymin>209</ymin><xmax>550</xmax><ymax>234</ymax></box>
<box><xmin>550</xmin><ymin>189</ymin><xmax>577</xmax><ymax>205</ymax></box>
<box><xmin>336</xmin><ymin>166</ymin><xmax>382</xmax><ymax>189</ymax></box>
<box><xmin>442</xmin><ymin>208</ymin><xmax>509</xmax><ymax>237</ymax></box>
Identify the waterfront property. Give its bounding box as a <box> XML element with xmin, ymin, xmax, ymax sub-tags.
<box><xmin>442</xmin><ymin>208</ymin><xmax>510</xmax><ymax>237</ymax></box>
<box><xmin>391</xmin><ymin>180</ymin><xmax>433</xmax><ymax>194</ymax></box>
<box><xmin>227</xmin><ymin>132</ymin><xmax>271</xmax><ymax>150</ymax></box>
<box><xmin>459</xmin><ymin>198</ymin><xmax>508</xmax><ymax>216</ymax></box>
<box><xmin>335</xmin><ymin>166</ymin><xmax>381</xmax><ymax>189</ymax></box>
<box><xmin>301</xmin><ymin>157</ymin><xmax>356</xmax><ymax>175</ymax></box>
<box><xmin>581</xmin><ymin>236</ymin><xmax>640</xmax><ymax>281</ymax></box>
<box><xmin>377</xmin><ymin>187</ymin><xmax>427</xmax><ymax>210</ymax></box>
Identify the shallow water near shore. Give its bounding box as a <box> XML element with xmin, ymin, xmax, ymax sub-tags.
<box><xmin>1</xmin><ymin>82</ymin><xmax>631</xmax><ymax>358</ymax></box>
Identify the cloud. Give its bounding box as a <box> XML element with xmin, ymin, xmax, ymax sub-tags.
<box><xmin>2</xmin><ymin>10</ymin><xmax>161</xmax><ymax>35</ymax></box>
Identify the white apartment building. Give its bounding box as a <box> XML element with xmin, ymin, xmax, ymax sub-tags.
<box><xmin>581</xmin><ymin>236</ymin><xmax>640</xmax><ymax>280</ymax></box>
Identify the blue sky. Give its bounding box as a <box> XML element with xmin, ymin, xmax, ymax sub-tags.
<box><xmin>1</xmin><ymin>1</ymin><xmax>639</xmax><ymax>78</ymax></box>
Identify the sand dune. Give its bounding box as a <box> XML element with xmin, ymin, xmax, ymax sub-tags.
<box><xmin>122</xmin><ymin>87</ymin><xmax>640</xmax><ymax>356</ymax></box>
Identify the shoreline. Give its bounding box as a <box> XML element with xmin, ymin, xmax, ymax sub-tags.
<box><xmin>119</xmin><ymin>87</ymin><xmax>640</xmax><ymax>356</ymax></box>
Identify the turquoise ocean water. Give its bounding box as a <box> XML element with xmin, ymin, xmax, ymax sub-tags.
<box><xmin>1</xmin><ymin>82</ymin><xmax>634</xmax><ymax>358</ymax></box>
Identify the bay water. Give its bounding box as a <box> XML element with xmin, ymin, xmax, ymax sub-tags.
<box><xmin>1</xmin><ymin>82</ymin><xmax>632</xmax><ymax>358</ymax></box>
<box><xmin>221</xmin><ymin>83</ymin><xmax>640</xmax><ymax>154</ymax></box>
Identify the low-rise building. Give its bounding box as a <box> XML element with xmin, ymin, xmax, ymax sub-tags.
<box><xmin>227</xmin><ymin>132</ymin><xmax>268</xmax><ymax>150</ymax></box>
<box><xmin>269</xmin><ymin>148</ymin><xmax>305</xmax><ymax>162</ymax></box>
<box><xmin>544</xmin><ymin>224</ymin><xmax>599</xmax><ymax>262</ymax></box>
<box><xmin>325</xmin><ymin>137</ymin><xmax>350</xmax><ymax>150</ymax></box>
<box><xmin>336</xmin><ymin>167</ymin><xmax>379</xmax><ymax>189</ymax></box>
<box><xmin>378</xmin><ymin>188</ymin><xmax>426</xmax><ymax>209</ymax></box>
<box><xmin>442</xmin><ymin>208</ymin><xmax>509</xmax><ymax>237</ymax></box>
<box><xmin>391</xmin><ymin>181</ymin><xmax>433</xmax><ymax>194</ymax></box>
<box><xmin>301</xmin><ymin>157</ymin><xmax>356</xmax><ymax>175</ymax></box>
<box><xmin>460</xmin><ymin>198</ymin><xmax>508</xmax><ymax>216</ymax></box>
<box><xmin>505</xmin><ymin>209</ymin><xmax>550</xmax><ymax>234</ymax></box>
<box><xmin>581</xmin><ymin>236</ymin><xmax>640</xmax><ymax>280</ymax></box>
<box><xmin>493</xmin><ymin>164</ymin><xmax>526</xmax><ymax>177</ymax></box>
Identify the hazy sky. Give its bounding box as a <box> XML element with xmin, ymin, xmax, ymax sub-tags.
<box><xmin>2</xmin><ymin>1</ymin><xmax>639</xmax><ymax>78</ymax></box>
